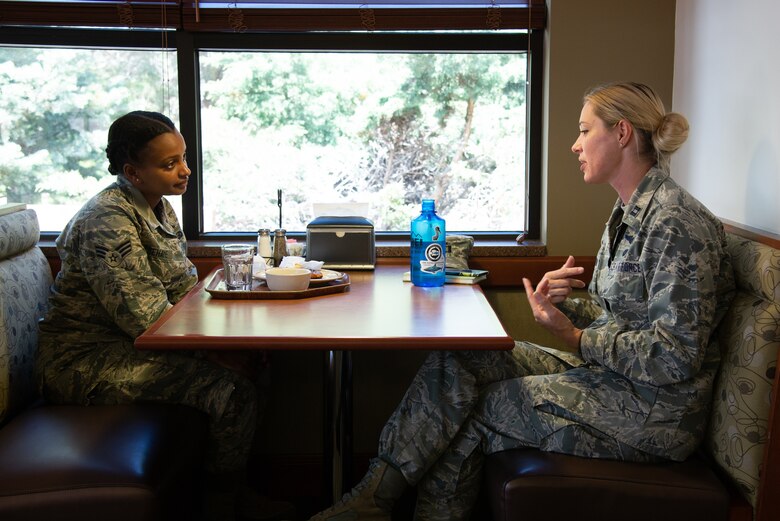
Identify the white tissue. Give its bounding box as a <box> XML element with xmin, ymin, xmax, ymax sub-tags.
<box><xmin>279</xmin><ymin>256</ymin><xmax>324</xmax><ymax>271</ymax></box>
<box><xmin>252</xmin><ymin>255</ymin><xmax>267</xmax><ymax>275</ymax></box>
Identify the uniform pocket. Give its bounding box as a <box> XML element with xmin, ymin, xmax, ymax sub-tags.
<box><xmin>601</xmin><ymin>268</ymin><xmax>646</xmax><ymax>326</ymax></box>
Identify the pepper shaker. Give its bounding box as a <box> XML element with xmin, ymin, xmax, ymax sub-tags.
<box><xmin>273</xmin><ymin>228</ymin><xmax>287</xmax><ymax>267</ymax></box>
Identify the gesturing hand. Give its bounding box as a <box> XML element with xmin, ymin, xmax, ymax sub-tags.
<box><xmin>523</xmin><ymin>276</ymin><xmax>583</xmax><ymax>353</ymax></box>
<box><xmin>542</xmin><ymin>255</ymin><xmax>586</xmax><ymax>304</ymax></box>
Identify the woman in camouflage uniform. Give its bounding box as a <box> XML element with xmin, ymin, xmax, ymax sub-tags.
<box><xmin>35</xmin><ymin>112</ymin><xmax>288</xmax><ymax>521</ymax></box>
<box><xmin>309</xmin><ymin>82</ymin><xmax>736</xmax><ymax>521</ymax></box>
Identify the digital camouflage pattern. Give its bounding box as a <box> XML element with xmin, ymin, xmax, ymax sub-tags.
<box><xmin>379</xmin><ymin>346</ymin><xmax>658</xmax><ymax>521</ymax></box>
<box><xmin>444</xmin><ymin>234</ymin><xmax>474</xmax><ymax>270</ymax></box>
<box><xmin>39</xmin><ymin>175</ymin><xmax>197</xmax><ymax>344</ymax></box>
<box><xmin>575</xmin><ymin>167</ymin><xmax>735</xmax><ymax>460</ymax></box>
<box><xmin>375</xmin><ymin>167</ymin><xmax>735</xmax><ymax>520</ymax></box>
<box><xmin>36</xmin><ymin>176</ymin><xmax>256</xmax><ymax>473</ymax></box>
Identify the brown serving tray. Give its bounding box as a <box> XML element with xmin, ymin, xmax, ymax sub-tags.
<box><xmin>205</xmin><ymin>268</ymin><xmax>350</xmax><ymax>300</ymax></box>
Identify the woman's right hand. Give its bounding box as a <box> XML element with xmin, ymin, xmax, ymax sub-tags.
<box><xmin>523</xmin><ymin>276</ymin><xmax>583</xmax><ymax>352</ymax></box>
<box><xmin>542</xmin><ymin>255</ymin><xmax>586</xmax><ymax>304</ymax></box>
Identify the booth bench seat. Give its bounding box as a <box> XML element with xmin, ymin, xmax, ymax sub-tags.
<box><xmin>0</xmin><ymin>207</ymin><xmax>208</xmax><ymax>521</ymax></box>
<box><xmin>0</xmin><ymin>404</ymin><xmax>207</xmax><ymax>520</ymax></box>
<box><xmin>483</xmin><ymin>229</ymin><xmax>780</xmax><ymax>521</ymax></box>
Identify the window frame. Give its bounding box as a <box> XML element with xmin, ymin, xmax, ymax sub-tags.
<box><xmin>0</xmin><ymin>1</ymin><xmax>547</xmax><ymax>33</ymax></box>
<box><xmin>1</xmin><ymin>24</ymin><xmax>543</xmax><ymax>242</ymax></box>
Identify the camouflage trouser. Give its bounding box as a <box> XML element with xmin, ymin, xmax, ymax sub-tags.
<box><xmin>378</xmin><ymin>342</ymin><xmax>656</xmax><ymax>521</ymax></box>
<box><xmin>37</xmin><ymin>337</ymin><xmax>257</xmax><ymax>474</ymax></box>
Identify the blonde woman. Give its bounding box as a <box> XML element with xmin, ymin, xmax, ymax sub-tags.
<box><xmin>309</xmin><ymin>82</ymin><xmax>736</xmax><ymax>521</ymax></box>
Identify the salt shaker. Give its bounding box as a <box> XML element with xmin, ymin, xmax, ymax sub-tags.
<box><xmin>273</xmin><ymin>228</ymin><xmax>287</xmax><ymax>267</ymax></box>
<box><xmin>257</xmin><ymin>228</ymin><xmax>273</xmax><ymax>266</ymax></box>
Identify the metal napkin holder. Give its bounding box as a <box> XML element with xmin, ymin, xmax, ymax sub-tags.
<box><xmin>306</xmin><ymin>216</ymin><xmax>375</xmax><ymax>270</ymax></box>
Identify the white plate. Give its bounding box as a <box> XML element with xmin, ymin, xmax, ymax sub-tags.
<box><xmin>254</xmin><ymin>268</ymin><xmax>344</xmax><ymax>285</ymax></box>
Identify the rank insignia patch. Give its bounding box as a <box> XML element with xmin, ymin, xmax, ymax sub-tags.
<box><xmin>96</xmin><ymin>240</ymin><xmax>132</xmax><ymax>268</ymax></box>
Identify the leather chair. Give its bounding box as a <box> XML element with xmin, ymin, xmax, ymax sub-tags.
<box><xmin>483</xmin><ymin>231</ymin><xmax>780</xmax><ymax>521</ymax></box>
<box><xmin>0</xmin><ymin>206</ymin><xmax>208</xmax><ymax>521</ymax></box>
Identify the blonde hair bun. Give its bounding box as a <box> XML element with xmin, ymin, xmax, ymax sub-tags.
<box><xmin>653</xmin><ymin>111</ymin><xmax>689</xmax><ymax>156</ymax></box>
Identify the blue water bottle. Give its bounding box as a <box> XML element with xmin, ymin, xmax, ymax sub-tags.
<box><xmin>410</xmin><ymin>199</ymin><xmax>446</xmax><ymax>287</ymax></box>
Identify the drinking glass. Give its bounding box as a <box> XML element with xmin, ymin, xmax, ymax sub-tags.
<box><xmin>221</xmin><ymin>244</ymin><xmax>254</xmax><ymax>290</ymax></box>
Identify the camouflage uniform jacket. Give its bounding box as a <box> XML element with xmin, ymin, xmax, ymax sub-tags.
<box><xmin>553</xmin><ymin>167</ymin><xmax>735</xmax><ymax>461</ymax></box>
<box><xmin>39</xmin><ymin>175</ymin><xmax>198</xmax><ymax>346</ymax></box>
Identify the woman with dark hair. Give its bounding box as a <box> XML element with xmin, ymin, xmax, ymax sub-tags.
<box><xmin>308</xmin><ymin>82</ymin><xmax>736</xmax><ymax>521</ymax></box>
<box><xmin>36</xmin><ymin>111</ymin><xmax>291</xmax><ymax>521</ymax></box>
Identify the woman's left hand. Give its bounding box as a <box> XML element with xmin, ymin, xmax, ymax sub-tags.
<box><xmin>523</xmin><ymin>277</ymin><xmax>583</xmax><ymax>352</ymax></box>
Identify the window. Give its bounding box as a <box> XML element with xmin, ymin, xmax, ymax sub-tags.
<box><xmin>196</xmin><ymin>33</ymin><xmax>529</xmax><ymax>234</ymax></box>
<box><xmin>0</xmin><ymin>2</ymin><xmax>544</xmax><ymax>239</ymax></box>
<box><xmin>0</xmin><ymin>30</ymin><xmax>180</xmax><ymax>231</ymax></box>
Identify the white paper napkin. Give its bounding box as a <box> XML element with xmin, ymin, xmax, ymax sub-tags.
<box><xmin>252</xmin><ymin>255</ymin><xmax>267</xmax><ymax>274</ymax></box>
<box><xmin>279</xmin><ymin>256</ymin><xmax>324</xmax><ymax>271</ymax></box>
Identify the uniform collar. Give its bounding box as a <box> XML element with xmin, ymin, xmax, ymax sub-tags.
<box><xmin>609</xmin><ymin>166</ymin><xmax>670</xmax><ymax>230</ymax></box>
<box><xmin>117</xmin><ymin>175</ymin><xmax>175</xmax><ymax>234</ymax></box>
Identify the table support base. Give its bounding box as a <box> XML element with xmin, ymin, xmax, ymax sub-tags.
<box><xmin>324</xmin><ymin>350</ymin><xmax>353</xmax><ymax>504</ymax></box>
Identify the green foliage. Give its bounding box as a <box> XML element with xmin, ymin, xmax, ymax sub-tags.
<box><xmin>355</xmin><ymin>53</ymin><xmax>526</xmax><ymax>218</ymax></box>
<box><xmin>205</xmin><ymin>54</ymin><xmax>354</xmax><ymax>147</ymax></box>
<box><xmin>400</xmin><ymin>54</ymin><xmax>523</xmax><ymax>124</ymax></box>
<box><xmin>0</xmin><ymin>47</ymin><xmax>177</xmax><ymax>204</ymax></box>
<box><xmin>2</xmin><ymin>45</ymin><xmax>526</xmax><ymax>232</ymax></box>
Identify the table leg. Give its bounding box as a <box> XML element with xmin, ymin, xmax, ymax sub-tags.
<box><xmin>323</xmin><ymin>350</ymin><xmax>353</xmax><ymax>504</ymax></box>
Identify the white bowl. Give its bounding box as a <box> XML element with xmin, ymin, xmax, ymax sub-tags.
<box><xmin>265</xmin><ymin>267</ymin><xmax>311</xmax><ymax>291</ymax></box>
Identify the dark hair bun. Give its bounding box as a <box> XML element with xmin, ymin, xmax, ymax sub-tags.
<box><xmin>105</xmin><ymin>111</ymin><xmax>175</xmax><ymax>175</ymax></box>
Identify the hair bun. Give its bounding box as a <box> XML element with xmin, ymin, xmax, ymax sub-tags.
<box><xmin>105</xmin><ymin>112</ymin><xmax>174</xmax><ymax>176</ymax></box>
<box><xmin>653</xmin><ymin>112</ymin><xmax>689</xmax><ymax>155</ymax></box>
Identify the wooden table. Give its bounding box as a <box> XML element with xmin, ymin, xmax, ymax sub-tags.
<box><xmin>135</xmin><ymin>264</ymin><xmax>514</xmax><ymax>501</ymax></box>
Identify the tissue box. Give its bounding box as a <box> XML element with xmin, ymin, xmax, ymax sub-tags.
<box><xmin>306</xmin><ymin>216</ymin><xmax>375</xmax><ymax>270</ymax></box>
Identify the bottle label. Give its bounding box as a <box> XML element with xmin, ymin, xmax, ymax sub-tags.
<box><xmin>418</xmin><ymin>242</ymin><xmax>445</xmax><ymax>274</ymax></box>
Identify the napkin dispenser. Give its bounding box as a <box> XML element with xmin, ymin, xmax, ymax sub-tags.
<box><xmin>306</xmin><ymin>216</ymin><xmax>375</xmax><ymax>270</ymax></box>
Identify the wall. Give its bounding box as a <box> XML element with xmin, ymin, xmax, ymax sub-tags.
<box><xmin>543</xmin><ymin>0</ymin><xmax>677</xmax><ymax>255</ymax></box>
<box><xmin>673</xmin><ymin>0</ymin><xmax>780</xmax><ymax>236</ymax></box>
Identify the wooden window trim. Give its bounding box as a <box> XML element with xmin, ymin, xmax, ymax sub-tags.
<box><xmin>0</xmin><ymin>1</ymin><xmax>181</xmax><ymax>29</ymax></box>
<box><xmin>0</xmin><ymin>1</ymin><xmax>546</xmax><ymax>31</ymax></box>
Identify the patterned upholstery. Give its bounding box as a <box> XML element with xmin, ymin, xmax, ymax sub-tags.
<box><xmin>706</xmin><ymin>233</ymin><xmax>780</xmax><ymax>507</ymax></box>
<box><xmin>0</xmin><ymin>209</ymin><xmax>52</xmax><ymax>424</ymax></box>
